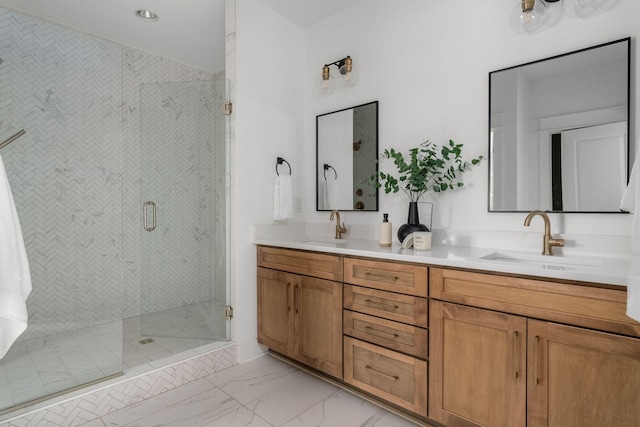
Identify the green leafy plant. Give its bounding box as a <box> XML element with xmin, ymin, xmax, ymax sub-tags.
<box><xmin>370</xmin><ymin>139</ymin><xmax>483</xmax><ymax>202</ymax></box>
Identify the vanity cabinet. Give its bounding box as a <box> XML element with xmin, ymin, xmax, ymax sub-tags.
<box><xmin>257</xmin><ymin>245</ymin><xmax>640</xmax><ymax>426</ymax></box>
<box><xmin>257</xmin><ymin>247</ymin><xmax>343</xmax><ymax>379</ymax></box>
<box><xmin>343</xmin><ymin>257</ymin><xmax>429</xmax><ymax>416</ymax></box>
<box><xmin>429</xmin><ymin>268</ymin><xmax>640</xmax><ymax>427</ymax></box>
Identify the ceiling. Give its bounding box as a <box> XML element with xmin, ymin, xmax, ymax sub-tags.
<box><xmin>0</xmin><ymin>0</ymin><xmax>361</xmax><ymax>73</ymax></box>
<box><xmin>255</xmin><ymin>0</ymin><xmax>361</xmax><ymax>28</ymax></box>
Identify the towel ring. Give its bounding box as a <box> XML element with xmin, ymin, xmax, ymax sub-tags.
<box><xmin>276</xmin><ymin>157</ymin><xmax>291</xmax><ymax>176</ymax></box>
<box><xmin>324</xmin><ymin>164</ymin><xmax>337</xmax><ymax>180</ymax></box>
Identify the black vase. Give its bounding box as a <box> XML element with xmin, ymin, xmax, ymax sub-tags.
<box><xmin>397</xmin><ymin>201</ymin><xmax>429</xmax><ymax>243</ymax></box>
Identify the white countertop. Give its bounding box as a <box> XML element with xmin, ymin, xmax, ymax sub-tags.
<box><xmin>254</xmin><ymin>236</ymin><xmax>631</xmax><ymax>288</ymax></box>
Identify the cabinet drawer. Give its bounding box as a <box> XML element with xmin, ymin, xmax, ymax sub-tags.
<box><xmin>257</xmin><ymin>246</ymin><xmax>343</xmax><ymax>282</ymax></box>
<box><xmin>344</xmin><ymin>257</ymin><xmax>427</xmax><ymax>297</ymax></box>
<box><xmin>344</xmin><ymin>337</ymin><xmax>427</xmax><ymax>416</ymax></box>
<box><xmin>343</xmin><ymin>311</ymin><xmax>428</xmax><ymax>359</ymax></box>
<box><xmin>430</xmin><ymin>268</ymin><xmax>640</xmax><ymax>338</ymax></box>
<box><xmin>344</xmin><ymin>285</ymin><xmax>428</xmax><ymax>327</ymax></box>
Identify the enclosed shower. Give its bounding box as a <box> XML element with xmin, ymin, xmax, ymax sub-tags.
<box><xmin>0</xmin><ymin>7</ymin><xmax>229</xmax><ymax>414</ymax></box>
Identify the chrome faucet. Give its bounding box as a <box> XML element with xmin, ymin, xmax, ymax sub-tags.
<box><xmin>524</xmin><ymin>210</ymin><xmax>565</xmax><ymax>256</ymax></box>
<box><xmin>330</xmin><ymin>210</ymin><xmax>348</xmax><ymax>239</ymax></box>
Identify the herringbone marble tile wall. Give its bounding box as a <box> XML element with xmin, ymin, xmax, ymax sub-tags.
<box><xmin>0</xmin><ymin>8</ymin><xmax>124</xmax><ymax>338</ymax></box>
<box><xmin>0</xmin><ymin>6</ymin><xmax>227</xmax><ymax>339</ymax></box>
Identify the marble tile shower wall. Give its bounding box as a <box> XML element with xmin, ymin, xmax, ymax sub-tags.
<box><xmin>0</xmin><ymin>7</ymin><xmax>225</xmax><ymax>338</ymax></box>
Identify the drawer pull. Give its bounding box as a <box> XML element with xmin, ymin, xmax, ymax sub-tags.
<box><xmin>364</xmin><ymin>272</ymin><xmax>399</xmax><ymax>281</ymax></box>
<box><xmin>364</xmin><ymin>325</ymin><xmax>399</xmax><ymax>339</ymax></box>
<box><xmin>364</xmin><ymin>299</ymin><xmax>399</xmax><ymax>310</ymax></box>
<box><xmin>365</xmin><ymin>364</ymin><xmax>399</xmax><ymax>381</ymax></box>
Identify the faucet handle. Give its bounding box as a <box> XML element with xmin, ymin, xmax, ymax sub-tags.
<box><xmin>543</xmin><ymin>235</ymin><xmax>565</xmax><ymax>255</ymax></box>
<box><xmin>550</xmin><ymin>237</ymin><xmax>565</xmax><ymax>247</ymax></box>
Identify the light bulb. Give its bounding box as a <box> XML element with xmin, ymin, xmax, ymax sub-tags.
<box><xmin>510</xmin><ymin>0</ymin><xmax>549</xmax><ymax>34</ymax></box>
<box><xmin>337</xmin><ymin>56</ymin><xmax>359</xmax><ymax>87</ymax></box>
<box><xmin>563</xmin><ymin>0</ymin><xmax>612</xmax><ymax>18</ymax></box>
<box><xmin>315</xmin><ymin>66</ymin><xmax>336</xmax><ymax>94</ymax></box>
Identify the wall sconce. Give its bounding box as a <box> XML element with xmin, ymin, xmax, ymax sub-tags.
<box><xmin>510</xmin><ymin>0</ymin><xmax>614</xmax><ymax>34</ymax></box>
<box><xmin>314</xmin><ymin>56</ymin><xmax>359</xmax><ymax>94</ymax></box>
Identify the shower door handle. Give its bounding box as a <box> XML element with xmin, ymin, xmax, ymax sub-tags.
<box><xmin>143</xmin><ymin>201</ymin><xmax>157</xmax><ymax>231</ymax></box>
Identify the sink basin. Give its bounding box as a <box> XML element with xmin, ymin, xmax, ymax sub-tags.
<box><xmin>479</xmin><ymin>251</ymin><xmax>603</xmax><ymax>270</ymax></box>
<box><xmin>295</xmin><ymin>237</ymin><xmax>346</xmax><ymax>247</ymax></box>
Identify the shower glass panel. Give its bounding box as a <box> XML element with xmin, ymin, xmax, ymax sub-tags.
<box><xmin>0</xmin><ymin>63</ymin><xmax>123</xmax><ymax>413</ymax></box>
<box><xmin>139</xmin><ymin>80</ymin><xmax>229</xmax><ymax>343</ymax></box>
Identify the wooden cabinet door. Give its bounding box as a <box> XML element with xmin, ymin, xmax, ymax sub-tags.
<box><xmin>429</xmin><ymin>301</ymin><xmax>526</xmax><ymax>427</ymax></box>
<box><xmin>257</xmin><ymin>267</ymin><xmax>294</xmax><ymax>357</ymax></box>
<box><xmin>528</xmin><ymin>320</ymin><xmax>640</xmax><ymax>427</ymax></box>
<box><xmin>295</xmin><ymin>276</ymin><xmax>343</xmax><ymax>379</ymax></box>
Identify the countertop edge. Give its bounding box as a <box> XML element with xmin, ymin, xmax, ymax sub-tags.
<box><xmin>254</xmin><ymin>238</ymin><xmax>631</xmax><ymax>288</ymax></box>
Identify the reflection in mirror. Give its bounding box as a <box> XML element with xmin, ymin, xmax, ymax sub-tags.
<box><xmin>489</xmin><ymin>38</ymin><xmax>630</xmax><ymax>213</ymax></box>
<box><xmin>316</xmin><ymin>101</ymin><xmax>378</xmax><ymax>211</ymax></box>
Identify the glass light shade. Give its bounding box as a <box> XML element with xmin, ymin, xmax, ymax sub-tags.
<box><xmin>315</xmin><ymin>73</ymin><xmax>336</xmax><ymax>94</ymax></box>
<box><xmin>337</xmin><ymin>64</ymin><xmax>359</xmax><ymax>87</ymax></box>
<box><xmin>510</xmin><ymin>0</ymin><xmax>549</xmax><ymax>34</ymax></box>
<box><xmin>562</xmin><ymin>0</ymin><xmax>611</xmax><ymax>18</ymax></box>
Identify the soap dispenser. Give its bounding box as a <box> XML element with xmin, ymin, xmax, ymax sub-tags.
<box><xmin>380</xmin><ymin>213</ymin><xmax>392</xmax><ymax>247</ymax></box>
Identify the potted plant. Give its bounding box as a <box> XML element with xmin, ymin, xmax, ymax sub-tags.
<box><xmin>370</xmin><ymin>139</ymin><xmax>483</xmax><ymax>242</ymax></box>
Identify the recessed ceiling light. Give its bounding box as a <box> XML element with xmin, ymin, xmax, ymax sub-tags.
<box><xmin>135</xmin><ymin>9</ymin><xmax>159</xmax><ymax>22</ymax></box>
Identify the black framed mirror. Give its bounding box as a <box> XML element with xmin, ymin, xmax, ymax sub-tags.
<box><xmin>488</xmin><ymin>38</ymin><xmax>630</xmax><ymax>213</ymax></box>
<box><xmin>316</xmin><ymin>101</ymin><xmax>379</xmax><ymax>211</ymax></box>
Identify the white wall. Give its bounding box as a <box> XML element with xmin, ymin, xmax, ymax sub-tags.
<box><xmin>234</xmin><ymin>0</ymin><xmax>306</xmax><ymax>360</ymax></box>
<box><xmin>234</xmin><ymin>0</ymin><xmax>639</xmax><ymax>359</ymax></box>
<box><xmin>302</xmin><ymin>0</ymin><xmax>636</xmax><ymax>237</ymax></box>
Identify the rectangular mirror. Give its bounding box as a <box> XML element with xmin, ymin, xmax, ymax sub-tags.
<box><xmin>316</xmin><ymin>101</ymin><xmax>379</xmax><ymax>211</ymax></box>
<box><xmin>488</xmin><ymin>38</ymin><xmax>630</xmax><ymax>213</ymax></box>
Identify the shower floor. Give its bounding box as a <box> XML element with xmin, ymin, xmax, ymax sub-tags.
<box><xmin>0</xmin><ymin>302</ymin><xmax>227</xmax><ymax>412</ymax></box>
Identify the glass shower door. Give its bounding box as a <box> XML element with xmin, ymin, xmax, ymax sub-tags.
<box><xmin>139</xmin><ymin>80</ymin><xmax>229</xmax><ymax>343</ymax></box>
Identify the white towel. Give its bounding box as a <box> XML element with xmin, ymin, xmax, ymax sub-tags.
<box><xmin>273</xmin><ymin>175</ymin><xmax>293</xmax><ymax>221</ymax></box>
<box><xmin>323</xmin><ymin>177</ymin><xmax>340</xmax><ymax>210</ymax></box>
<box><xmin>0</xmin><ymin>153</ymin><xmax>31</xmax><ymax>359</ymax></box>
<box><xmin>621</xmin><ymin>148</ymin><xmax>640</xmax><ymax>322</ymax></box>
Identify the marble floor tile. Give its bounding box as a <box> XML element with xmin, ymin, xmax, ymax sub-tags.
<box><xmin>78</xmin><ymin>418</ymin><xmax>107</xmax><ymax>427</ymax></box>
<box><xmin>281</xmin><ymin>389</ymin><xmax>388</xmax><ymax>427</ymax></box>
<box><xmin>199</xmin><ymin>405</ymin><xmax>273</xmax><ymax>427</ymax></box>
<box><xmin>207</xmin><ymin>352</ymin><xmax>293</xmax><ymax>388</ymax></box>
<box><xmin>244</xmin><ymin>372</ymin><xmax>340</xmax><ymax>426</ymax></box>
<box><xmin>100</xmin><ymin>378</ymin><xmax>241</xmax><ymax>427</ymax></box>
<box><xmin>212</xmin><ymin>357</ymin><xmax>301</xmax><ymax>405</ymax></box>
<box><xmin>8</xmin><ymin>355</ymin><xmax>426</xmax><ymax>427</ymax></box>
